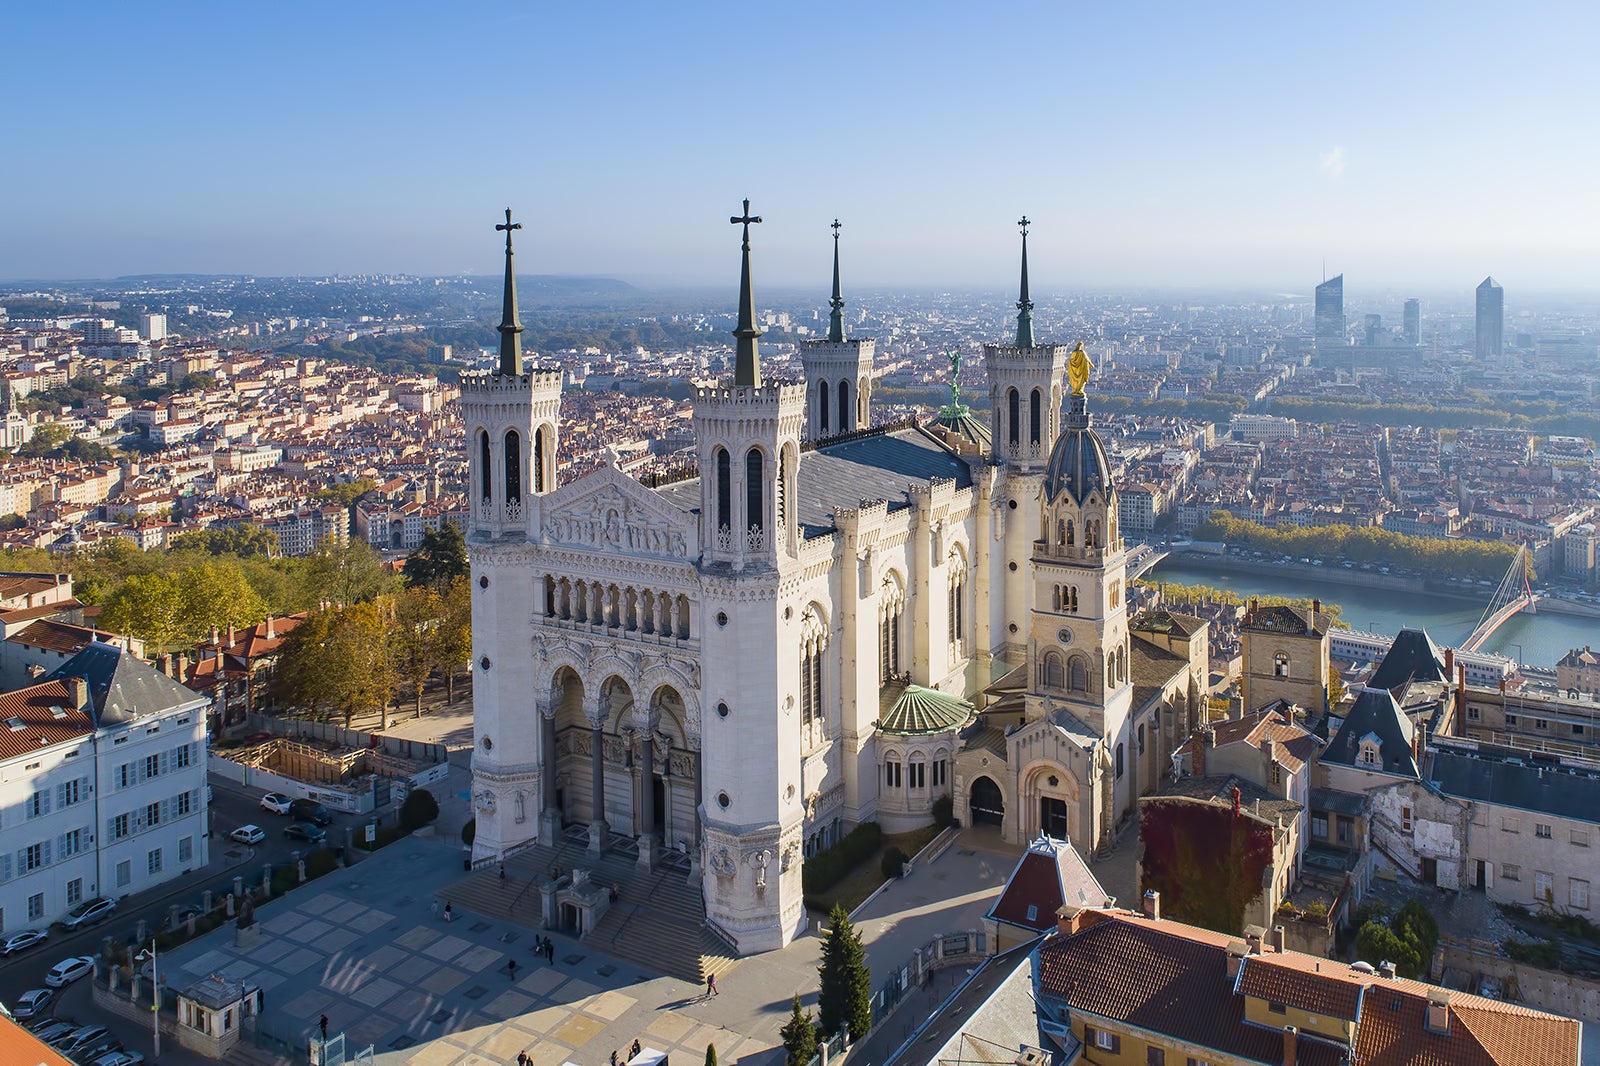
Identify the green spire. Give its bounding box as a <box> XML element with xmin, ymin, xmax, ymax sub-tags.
<box><xmin>730</xmin><ymin>198</ymin><xmax>764</xmax><ymax>387</ymax></box>
<box><xmin>827</xmin><ymin>218</ymin><xmax>845</xmax><ymax>343</ymax></box>
<box><xmin>495</xmin><ymin>208</ymin><xmax>524</xmax><ymax>376</ymax></box>
<box><xmin>1015</xmin><ymin>215</ymin><xmax>1035</xmax><ymax>348</ymax></box>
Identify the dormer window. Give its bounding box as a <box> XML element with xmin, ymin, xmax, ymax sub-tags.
<box><xmin>1360</xmin><ymin>741</ymin><xmax>1380</xmax><ymax>766</ymax></box>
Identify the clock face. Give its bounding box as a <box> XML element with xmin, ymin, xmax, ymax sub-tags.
<box><xmin>1057</xmin><ymin>628</ymin><xmax>1073</xmax><ymax>645</ymax></box>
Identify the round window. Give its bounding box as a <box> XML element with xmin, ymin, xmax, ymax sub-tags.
<box><xmin>716</xmin><ymin>611</ymin><xmax>729</xmax><ymax>627</ymax></box>
<box><xmin>479</xmin><ymin>656</ymin><xmax>491</xmax><ymax>671</ymax></box>
<box><xmin>482</xmin><ymin>736</ymin><xmax>494</xmax><ymax>751</ymax></box>
<box><xmin>717</xmin><ymin>702</ymin><xmax>730</xmax><ymax>719</ymax></box>
<box><xmin>1058</xmin><ymin>628</ymin><xmax>1073</xmax><ymax>645</ymax></box>
<box><xmin>479</xmin><ymin>575</ymin><xmax>489</xmax><ymax>589</ymax></box>
<box><xmin>1008</xmin><ymin>623</ymin><xmax>1018</xmax><ymax>634</ymax></box>
<box><xmin>717</xmin><ymin>791</ymin><xmax>731</xmax><ymax>809</ymax></box>
<box><xmin>1008</xmin><ymin>561</ymin><xmax>1017</xmax><ymax>572</ymax></box>
<box><xmin>1007</xmin><ymin>499</ymin><xmax>1018</xmax><ymax>510</ymax></box>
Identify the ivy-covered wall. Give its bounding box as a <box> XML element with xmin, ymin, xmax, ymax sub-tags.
<box><xmin>1140</xmin><ymin>796</ymin><xmax>1277</xmax><ymax>935</ymax></box>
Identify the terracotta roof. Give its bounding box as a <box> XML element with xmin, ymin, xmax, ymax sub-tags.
<box><xmin>0</xmin><ymin>1014</ymin><xmax>75</xmax><ymax>1065</ymax></box>
<box><xmin>0</xmin><ymin>573</ymin><xmax>66</xmax><ymax>605</ymax></box>
<box><xmin>1208</xmin><ymin>706</ymin><xmax>1320</xmax><ymax>776</ymax></box>
<box><xmin>7</xmin><ymin>618</ymin><xmax>118</xmax><ymax>656</ymax></box>
<box><xmin>987</xmin><ymin>835</ymin><xmax>1111</xmax><ymax>931</ymax></box>
<box><xmin>0</xmin><ymin>679</ymin><xmax>93</xmax><ymax>761</ymax></box>
<box><xmin>1237</xmin><ymin>954</ymin><xmax>1362</xmax><ymax>1021</ymax></box>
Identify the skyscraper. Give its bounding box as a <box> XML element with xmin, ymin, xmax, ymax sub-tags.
<box><xmin>1314</xmin><ymin>274</ymin><xmax>1345</xmax><ymax>353</ymax></box>
<box><xmin>1476</xmin><ymin>277</ymin><xmax>1503</xmax><ymax>360</ymax></box>
<box><xmin>1402</xmin><ymin>299</ymin><xmax>1420</xmax><ymax>345</ymax></box>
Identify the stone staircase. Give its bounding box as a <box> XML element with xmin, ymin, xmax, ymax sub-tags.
<box><xmin>438</xmin><ymin>835</ymin><xmax>736</xmax><ymax>985</ymax></box>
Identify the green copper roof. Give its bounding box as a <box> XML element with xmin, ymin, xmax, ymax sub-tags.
<box><xmin>827</xmin><ymin>218</ymin><xmax>845</xmax><ymax>343</ymax></box>
<box><xmin>1015</xmin><ymin>216</ymin><xmax>1035</xmax><ymax>348</ymax></box>
<box><xmin>730</xmin><ymin>198</ymin><xmax>764</xmax><ymax>387</ymax></box>
<box><xmin>878</xmin><ymin>684</ymin><xmax>975</xmax><ymax>735</ymax></box>
<box><xmin>495</xmin><ymin>208</ymin><xmax>525</xmax><ymax>376</ymax></box>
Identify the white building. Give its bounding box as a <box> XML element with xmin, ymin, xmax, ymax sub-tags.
<box><xmin>1229</xmin><ymin>413</ymin><xmax>1299</xmax><ymax>441</ymax></box>
<box><xmin>139</xmin><ymin>313</ymin><xmax>168</xmax><ymax>342</ymax></box>
<box><xmin>0</xmin><ymin>642</ymin><xmax>209</xmax><ymax>932</ymax></box>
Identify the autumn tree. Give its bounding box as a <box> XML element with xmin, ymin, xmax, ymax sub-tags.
<box><xmin>100</xmin><ymin>571</ymin><xmax>186</xmax><ymax>650</ymax></box>
<box><xmin>304</xmin><ymin>537</ymin><xmax>396</xmax><ymax>607</ymax></box>
<box><xmin>177</xmin><ymin>559</ymin><xmax>269</xmax><ymax>644</ymax></box>
<box><xmin>389</xmin><ymin>585</ymin><xmax>444</xmax><ymax>715</ymax></box>
<box><xmin>402</xmin><ymin>522</ymin><xmax>468</xmax><ymax>590</ymax></box>
<box><xmin>436</xmin><ymin>576</ymin><xmax>472</xmax><ymax>704</ymax></box>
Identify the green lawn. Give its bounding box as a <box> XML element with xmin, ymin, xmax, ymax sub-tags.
<box><xmin>805</xmin><ymin>824</ymin><xmax>946</xmax><ymax>917</ymax></box>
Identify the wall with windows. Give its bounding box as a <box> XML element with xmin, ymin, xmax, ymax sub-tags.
<box><xmin>0</xmin><ymin>727</ymin><xmax>97</xmax><ymax>932</ymax></box>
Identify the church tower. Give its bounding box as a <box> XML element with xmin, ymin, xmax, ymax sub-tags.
<box><xmin>692</xmin><ymin>200</ymin><xmax>807</xmax><ymax>952</ymax></box>
<box><xmin>463</xmin><ymin>209</ymin><xmax>564</xmax><ymax>856</ymax></box>
<box><xmin>985</xmin><ymin>218</ymin><xmax>1068</xmax><ymax>657</ymax></box>
<box><xmin>798</xmin><ymin>220</ymin><xmax>874</xmax><ymax>440</ymax></box>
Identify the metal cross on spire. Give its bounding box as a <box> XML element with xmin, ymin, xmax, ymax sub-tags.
<box><xmin>1017</xmin><ymin>215</ymin><xmax>1031</xmax><ymax>237</ymax></box>
<box><xmin>1015</xmin><ymin>215</ymin><xmax>1035</xmax><ymax>348</ymax></box>
<box><xmin>828</xmin><ymin>218</ymin><xmax>846</xmax><ymax>343</ymax></box>
<box><xmin>730</xmin><ymin>198</ymin><xmax>765</xmax><ymax>387</ymax></box>
<box><xmin>495</xmin><ymin>208</ymin><xmax>525</xmax><ymax>376</ymax></box>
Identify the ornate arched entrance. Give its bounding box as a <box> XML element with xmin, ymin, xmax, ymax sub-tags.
<box><xmin>969</xmin><ymin>775</ymin><xmax>1005</xmax><ymax>827</ymax></box>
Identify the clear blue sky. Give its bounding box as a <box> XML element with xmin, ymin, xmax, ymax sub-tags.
<box><xmin>5</xmin><ymin>1</ymin><xmax>1597</xmax><ymax>292</ymax></box>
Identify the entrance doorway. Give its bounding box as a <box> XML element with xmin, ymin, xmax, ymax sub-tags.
<box><xmin>1475</xmin><ymin>859</ymin><xmax>1489</xmax><ymax>891</ymax></box>
<box><xmin>1040</xmin><ymin>797</ymin><xmax>1069</xmax><ymax>840</ymax></box>
<box><xmin>970</xmin><ymin>776</ymin><xmax>1005</xmax><ymax>827</ymax></box>
<box><xmin>1421</xmin><ymin>857</ymin><xmax>1438</xmax><ymax>886</ymax></box>
<box><xmin>652</xmin><ymin>777</ymin><xmax>666</xmax><ymax>838</ymax></box>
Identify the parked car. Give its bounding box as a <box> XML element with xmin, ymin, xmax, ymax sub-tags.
<box><xmin>89</xmin><ymin>1053</ymin><xmax>146</xmax><ymax>1066</ymax></box>
<box><xmin>55</xmin><ymin>897</ymin><xmax>116</xmax><ymax>930</ymax></box>
<box><xmin>76</xmin><ymin>1034</ymin><xmax>124</xmax><ymax>1061</ymax></box>
<box><xmin>259</xmin><ymin>793</ymin><xmax>293</xmax><ymax>815</ymax></box>
<box><xmin>0</xmin><ymin>929</ymin><xmax>48</xmax><ymax>956</ymax></box>
<box><xmin>44</xmin><ymin>955</ymin><xmax>95</xmax><ymax>987</ymax></box>
<box><xmin>9</xmin><ymin>988</ymin><xmax>53</xmax><ymax>1019</ymax></box>
<box><xmin>230</xmin><ymin>824</ymin><xmax>266</xmax><ymax>845</ymax></box>
<box><xmin>52</xmin><ymin>1023</ymin><xmax>111</xmax><ymax>1054</ymax></box>
<box><xmin>29</xmin><ymin>1018</ymin><xmax>77</xmax><ymax>1042</ymax></box>
<box><xmin>288</xmin><ymin>799</ymin><xmax>333</xmax><ymax>826</ymax></box>
<box><xmin>283</xmin><ymin>823</ymin><xmax>327</xmax><ymax>845</ymax></box>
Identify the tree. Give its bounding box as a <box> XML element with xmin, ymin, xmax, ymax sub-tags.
<box><xmin>704</xmin><ymin>1044</ymin><xmax>717</xmax><ymax>1066</ymax></box>
<box><xmin>436</xmin><ymin>576</ymin><xmax>473</xmax><ymax>704</ymax></box>
<box><xmin>1355</xmin><ymin>920</ymin><xmax>1422</xmax><ymax>978</ymax></box>
<box><xmin>326</xmin><ymin>600</ymin><xmax>397</xmax><ymax>728</ymax></box>
<box><xmin>817</xmin><ymin>903</ymin><xmax>871</xmax><ymax>1040</ymax></box>
<box><xmin>17</xmin><ymin>423</ymin><xmax>71</xmax><ymax>458</ymax></box>
<box><xmin>170</xmin><ymin>523</ymin><xmax>279</xmax><ymax>558</ymax></box>
<box><xmin>403</xmin><ymin>522</ymin><xmax>468</xmax><ymax>590</ymax></box>
<box><xmin>390</xmin><ymin>585</ymin><xmax>444</xmax><ymax>715</ymax></box>
<box><xmin>780</xmin><ymin>994</ymin><xmax>818</xmax><ymax>1066</ymax></box>
<box><xmin>304</xmin><ymin>538</ymin><xmax>395</xmax><ymax>606</ymax></box>
<box><xmin>99</xmin><ymin>571</ymin><xmax>186</xmax><ymax>650</ymax></box>
<box><xmin>176</xmin><ymin>559</ymin><xmax>269</xmax><ymax>644</ymax></box>
<box><xmin>271</xmin><ymin>607</ymin><xmax>341</xmax><ymax>720</ymax></box>
<box><xmin>399</xmin><ymin>788</ymin><xmax>440</xmax><ymax>830</ymax></box>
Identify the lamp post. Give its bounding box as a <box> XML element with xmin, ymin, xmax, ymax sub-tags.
<box><xmin>135</xmin><ymin>940</ymin><xmax>160</xmax><ymax>1061</ymax></box>
<box><xmin>1511</xmin><ymin>643</ymin><xmax>1523</xmax><ymax>668</ymax></box>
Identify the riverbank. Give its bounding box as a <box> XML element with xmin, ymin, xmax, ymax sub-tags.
<box><xmin>1164</xmin><ymin>548</ymin><xmax>1432</xmax><ymax>594</ymax></box>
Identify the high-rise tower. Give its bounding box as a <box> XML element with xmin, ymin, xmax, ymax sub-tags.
<box><xmin>1402</xmin><ymin>298</ymin><xmax>1420</xmax><ymax>345</ymax></box>
<box><xmin>799</xmin><ymin>220</ymin><xmax>874</xmax><ymax>440</ymax></box>
<box><xmin>1476</xmin><ymin>277</ymin><xmax>1504</xmax><ymax>360</ymax></box>
<box><xmin>1314</xmin><ymin>274</ymin><xmax>1345</xmax><ymax>353</ymax></box>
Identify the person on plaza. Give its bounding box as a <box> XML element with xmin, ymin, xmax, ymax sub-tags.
<box><xmin>444</xmin><ymin>900</ymin><xmax>453</xmax><ymax>922</ymax></box>
<box><xmin>707</xmin><ymin>972</ymin><xmax>718</xmax><ymax>996</ymax></box>
<box><xmin>518</xmin><ymin>1053</ymin><xmax>528</xmax><ymax>1066</ymax></box>
<box><xmin>611</xmin><ymin>1051</ymin><xmax>620</xmax><ymax>1066</ymax></box>
<box><xmin>546</xmin><ymin>938</ymin><xmax>556</xmax><ymax>964</ymax></box>
<box><xmin>508</xmin><ymin>958</ymin><xmax>518</xmax><ymax>981</ymax></box>
<box><xmin>631</xmin><ymin>1039</ymin><xmax>643</xmax><ymax>1059</ymax></box>
<box><xmin>499</xmin><ymin>862</ymin><xmax>507</xmax><ymax>882</ymax></box>
<box><xmin>430</xmin><ymin>899</ymin><xmax>439</xmax><ymax>920</ymax></box>
<box><xmin>319</xmin><ymin>1014</ymin><xmax>329</xmax><ymax>1039</ymax></box>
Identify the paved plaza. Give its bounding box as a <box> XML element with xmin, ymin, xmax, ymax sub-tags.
<box><xmin>156</xmin><ymin>825</ymin><xmax>1022</xmax><ymax>1066</ymax></box>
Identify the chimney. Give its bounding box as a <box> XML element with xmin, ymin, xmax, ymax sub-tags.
<box><xmin>177</xmin><ymin>654</ymin><xmax>190</xmax><ymax>682</ymax></box>
<box><xmin>1272</xmin><ymin>925</ymin><xmax>1287</xmax><ymax>952</ymax></box>
<box><xmin>158</xmin><ymin>652</ymin><xmax>172</xmax><ymax>678</ymax></box>
<box><xmin>1056</xmin><ymin>905</ymin><xmax>1085</xmax><ymax>936</ymax></box>
<box><xmin>1245</xmin><ymin>925</ymin><xmax>1266</xmax><ymax>954</ymax></box>
<box><xmin>266</xmin><ymin>616</ymin><xmax>276</xmax><ymax>640</ymax></box>
<box><xmin>1311</xmin><ymin>597</ymin><xmax>1321</xmax><ymax>614</ymax></box>
<box><xmin>1444</xmin><ymin>647</ymin><xmax>1455</xmax><ymax>677</ymax></box>
<box><xmin>1193</xmin><ymin>728</ymin><xmax>1210</xmax><ymax>777</ymax></box>
<box><xmin>1425</xmin><ymin>991</ymin><xmax>1451</xmax><ymax>1034</ymax></box>
<box><xmin>1283</xmin><ymin>1026</ymin><xmax>1298</xmax><ymax>1065</ymax></box>
<box><xmin>227</xmin><ymin>624</ymin><xmax>235</xmax><ymax>647</ymax></box>
<box><xmin>1379</xmin><ymin>960</ymin><xmax>1397</xmax><ymax>979</ymax></box>
<box><xmin>66</xmin><ymin>676</ymin><xmax>88</xmax><ymax>711</ymax></box>
<box><xmin>1457</xmin><ymin>663</ymin><xmax>1467</xmax><ymax>720</ymax></box>
<box><xmin>1142</xmin><ymin>890</ymin><xmax>1161</xmax><ymax>921</ymax></box>
<box><xmin>211</xmin><ymin>626</ymin><xmax>220</xmax><ymax>646</ymax></box>
<box><xmin>1226</xmin><ymin>938</ymin><xmax>1248</xmax><ymax>979</ymax></box>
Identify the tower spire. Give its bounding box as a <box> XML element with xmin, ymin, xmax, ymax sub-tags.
<box><xmin>827</xmin><ymin>218</ymin><xmax>845</xmax><ymax>343</ymax></box>
<box><xmin>731</xmin><ymin>198</ymin><xmax>765</xmax><ymax>387</ymax></box>
<box><xmin>1015</xmin><ymin>216</ymin><xmax>1035</xmax><ymax>348</ymax></box>
<box><xmin>494</xmin><ymin>208</ymin><xmax>524</xmax><ymax>376</ymax></box>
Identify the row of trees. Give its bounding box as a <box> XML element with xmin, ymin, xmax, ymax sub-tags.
<box><xmin>1195</xmin><ymin>512</ymin><xmax>1522</xmax><ymax>581</ymax></box>
<box><xmin>782</xmin><ymin>903</ymin><xmax>872</xmax><ymax>1064</ymax></box>
<box><xmin>1271</xmin><ymin>395</ymin><xmax>1600</xmax><ymax>440</ymax></box>
<box><xmin>1138</xmin><ymin>581</ymin><xmax>1348</xmax><ymax>627</ymax></box>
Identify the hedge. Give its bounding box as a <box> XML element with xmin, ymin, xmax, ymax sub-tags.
<box><xmin>801</xmin><ymin>822</ymin><xmax>883</xmax><ymax>895</ymax></box>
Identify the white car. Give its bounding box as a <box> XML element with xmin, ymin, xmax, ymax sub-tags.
<box><xmin>55</xmin><ymin>896</ymin><xmax>116</xmax><ymax>930</ymax></box>
<box><xmin>259</xmin><ymin>792</ymin><xmax>292</xmax><ymax>815</ymax></box>
<box><xmin>44</xmin><ymin>955</ymin><xmax>95</xmax><ymax>987</ymax></box>
<box><xmin>0</xmin><ymin>929</ymin><xmax>48</xmax><ymax>956</ymax></box>
<box><xmin>230</xmin><ymin>824</ymin><xmax>266</xmax><ymax>845</ymax></box>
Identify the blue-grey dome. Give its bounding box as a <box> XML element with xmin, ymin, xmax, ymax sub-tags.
<box><xmin>1044</xmin><ymin>394</ymin><xmax>1112</xmax><ymax>505</ymax></box>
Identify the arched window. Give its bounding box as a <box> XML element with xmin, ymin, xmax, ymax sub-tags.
<box><xmin>745</xmin><ymin>448</ymin><xmax>764</xmax><ymax>538</ymax></box>
<box><xmin>544</xmin><ymin>575</ymin><xmax>556</xmax><ymax>616</ymax></box>
<box><xmin>880</xmin><ymin>577</ymin><xmax>905</xmax><ymax>684</ymax></box>
<box><xmin>1007</xmin><ymin>387</ymin><xmax>1020</xmax><ymax>447</ymax></box>
<box><xmin>908</xmin><ymin>754</ymin><xmax>927</xmax><ymax>790</ymax></box>
<box><xmin>504</xmin><ymin>430</ymin><xmax>522</xmax><ymax>503</ymax></box>
<box><xmin>1274</xmin><ymin>652</ymin><xmax>1290</xmax><ymax>678</ymax></box>
<box><xmin>1069</xmin><ymin>656</ymin><xmax>1088</xmax><ymax>692</ymax></box>
<box><xmin>801</xmin><ymin>605</ymin><xmax>827</xmax><ymax>741</ymax></box>
<box><xmin>1066</xmin><ymin>519</ymin><xmax>1075</xmax><ymax>546</ymax></box>
<box><xmin>776</xmin><ymin>451</ymin><xmax>787</xmax><ymax>533</ymax></box>
<box><xmin>533</xmin><ymin>425</ymin><xmax>548</xmax><ymax>493</ymax></box>
<box><xmin>478</xmin><ymin>430</ymin><xmax>491</xmax><ymax>503</ymax></box>
<box><xmin>819</xmin><ymin>380</ymin><xmax>830</xmax><ymax>434</ymax></box>
<box><xmin>838</xmin><ymin>379</ymin><xmax>851</xmax><ymax>433</ymax></box>
<box><xmin>1030</xmin><ymin>388</ymin><xmax>1042</xmax><ymax>446</ymax></box>
<box><xmin>714</xmin><ymin>447</ymin><xmax>731</xmax><ymax>533</ymax></box>
<box><xmin>947</xmin><ymin>563</ymin><xmax>966</xmax><ymax>648</ymax></box>
<box><xmin>1115</xmin><ymin>742</ymin><xmax>1125</xmax><ymax>779</ymax></box>
<box><xmin>884</xmin><ymin>757</ymin><xmax>902</xmax><ymax>790</ymax></box>
<box><xmin>1042</xmin><ymin>651</ymin><xmax>1065</xmax><ymax>690</ymax></box>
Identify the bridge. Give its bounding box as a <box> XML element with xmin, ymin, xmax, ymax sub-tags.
<box><xmin>1125</xmin><ymin>545</ymin><xmax>1168</xmax><ymax>582</ymax></box>
<box><xmin>1461</xmin><ymin>544</ymin><xmax>1537</xmax><ymax>653</ymax></box>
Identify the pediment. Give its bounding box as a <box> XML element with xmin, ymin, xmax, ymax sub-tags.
<box><xmin>540</xmin><ymin>465</ymin><xmax>697</xmax><ymax>559</ymax></box>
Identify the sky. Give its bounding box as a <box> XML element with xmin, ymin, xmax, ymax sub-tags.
<box><xmin>4</xmin><ymin>1</ymin><xmax>1599</xmax><ymax>292</ymax></box>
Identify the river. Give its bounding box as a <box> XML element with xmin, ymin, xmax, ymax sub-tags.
<box><xmin>1147</xmin><ymin>557</ymin><xmax>1598</xmax><ymax>669</ymax></box>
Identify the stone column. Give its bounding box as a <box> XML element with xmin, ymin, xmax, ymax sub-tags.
<box><xmin>538</xmin><ymin>698</ymin><xmax>562</xmax><ymax>844</ymax></box>
<box><xmin>636</xmin><ymin>729</ymin><xmax>656</xmax><ymax>870</ymax></box>
<box><xmin>687</xmin><ymin>741</ymin><xmax>703</xmax><ymax>883</ymax></box>
<box><xmin>586</xmin><ymin>695</ymin><xmax>609</xmax><ymax>855</ymax></box>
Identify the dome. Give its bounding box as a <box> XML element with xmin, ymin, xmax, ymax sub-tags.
<box><xmin>878</xmin><ymin>684</ymin><xmax>975</xmax><ymax>736</ymax></box>
<box><xmin>1043</xmin><ymin>395</ymin><xmax>1112</xmax><ymax>505</ymax></box>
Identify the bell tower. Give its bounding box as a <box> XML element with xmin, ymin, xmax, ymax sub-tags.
<box><xmin>985</xmin><ymin>217</ymin><xmax>1068</xmax><ymax>656</ymax></box>
<box><xmin>693</xmin><ymin>200</ymin><xmax>806</xmax><ymax>953</ymax></box>
<box><xmin>463</xmin><ymin>209</ymin><xmax>562</xmax><ymax>861</ymax></box>
<box><xmin>799</xmin><ymin>219</ymin><xmax>875</xmax><ymax>440</ymax></box>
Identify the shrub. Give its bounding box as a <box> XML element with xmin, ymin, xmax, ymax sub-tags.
<box><xmin>1506</xmin><ymin>937</ymin><xmax>1563</xmax><ymax>968</ymax></box>
<box><xmin>400</xmin><ymin>788</ymin><xmax>440</xmax><ymax>830</ymax></box>
<box><xmin>931</xmin><ymin>795</ymin><xmax>954</xmax><ymax>827</ymax></box>
<box><xmin>461</xmin><ymin>817</ymin><xmax>476</xmax><ymax>847</ymax></box>
<box><xmin>802</xmin><ymin>822</ymin><xmax>883</xmax><ymax>895</ymax></box>
<box><xmin>1305</xmin><ymin>898</ymin><xmax>1330</xmax><ymax>921</ymax></box>
<box><xmin>880</xmin><ymin>846</ymin><xmax>907</xmax><ymax>880</ymax></box>
<box><xmin>306</xmin><ymin>848</ymin><xmax>340</xmax><ymax>878</ymax></box>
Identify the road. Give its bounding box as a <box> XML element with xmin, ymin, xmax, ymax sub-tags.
<box><xmin>0</xmin><ymin>772</ymin><xmax>369</xmax><ymax>1061</ymax></box>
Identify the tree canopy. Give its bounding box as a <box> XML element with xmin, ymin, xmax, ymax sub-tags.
<box><xmin>403</xmin><ymin>522</ymin><xmax>468</xmax><ymax>590</ymax></box>
<box><xmin>817</xmin><ymin>903</ymin><xmax>872</xmax><ymax>1039</ymax></box>
<box><xmin>1195</xmin><ymin>512</ymin><xmax>1521</xmax><ymax>582</ymax></box>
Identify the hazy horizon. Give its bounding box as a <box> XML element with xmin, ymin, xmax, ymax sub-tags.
<box><xmin>5</xmin><ymin>3</ymin><xmax>1598</xmax><ymax>291</ymax></box>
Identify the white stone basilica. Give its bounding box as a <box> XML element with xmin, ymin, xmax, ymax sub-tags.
<box><xmin>464</xmin><ymin>208</ymin><xmax>1205</xmax><ymax>954</ymax></box>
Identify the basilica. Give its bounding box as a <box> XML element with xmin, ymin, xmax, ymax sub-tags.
<box><xmin>464</xmin><ymin>206</ymin><xmax>1205</xmax><ymax>954</ymax></box>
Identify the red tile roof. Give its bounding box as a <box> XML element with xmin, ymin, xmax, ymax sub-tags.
<box><xmin>987</xmin><ymin>836</ymin><xmax>1111</xmax><ymax>931</ymax></box>
<box><xmin>0</xmin><ymin>680</ymin><xmax>93</xmax><ymax>761</ymax></box>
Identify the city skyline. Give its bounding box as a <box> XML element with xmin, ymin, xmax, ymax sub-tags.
<box><xmin>4</xmin><ymin>3</ymin><xmax>1599</xmax><ymax>289</ymax></box>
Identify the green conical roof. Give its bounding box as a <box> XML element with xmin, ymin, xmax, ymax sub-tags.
<box><xmin>878</xmin><ymin>684</ymin><xmax>975</xmax><ymax>736</ymax></box>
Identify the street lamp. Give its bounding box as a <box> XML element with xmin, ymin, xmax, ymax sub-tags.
<box><xmin>135</xmin><ymin>940</ymin><xmax>160</xmax><ymax>1061</ymax></box>
<box><xmin>1511</xmin><ymin>643</ymin><xmax>1523</xmax><ymax>669</ymax></box>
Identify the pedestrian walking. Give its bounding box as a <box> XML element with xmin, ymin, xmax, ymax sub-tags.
<box><xmin>631</xmin><ymin>1039</ymin><xmax>643</xmax><ymax>1059</ymax></box>
<box><xmin>444</xmin><ymin>901</ymin><xmax>453</xmax><ymax>923</ymax></box>
<box><xmin>611</xmin><ymin>1051</ymin><xmax>620</xmax><ymax>1066</ymax></box>
<box><xmin>430</xmin><ymin>899</ymin><xmax>439</xmax><ymax>920</ymax></box>
<box><xmin>319</xmin><ymin>1014</ymin><xmax>329</xmax><ymax>1040</ymax></box>
<box><xmin>508</xmin><ymin>958</ymin><xmax>518</xmax><ymax>981</ymax></box>
<box><xmin>518</xmin><ymin>1053</ymin><xmax>529</xmax><ymax>1066</ymax></box>
<box><xmin>707</xmin><ymin>972</ymin><xmax>718</xmax><ymax>996</ymax></box>
<box><xmin>499</xmin><ymin>862</ymin><xmax>506</xmax><ymax>882</ymax></box>
<box><xmin>546</xmin><ymin>938</ymin><xmax>556</xmax><ymax>964</ymax></box>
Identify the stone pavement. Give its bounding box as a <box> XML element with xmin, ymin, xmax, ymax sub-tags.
<box><xmin>154</xmin><ymin>825</ymin><xmax>1021</xmax><ymax>1066</ymax></box>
